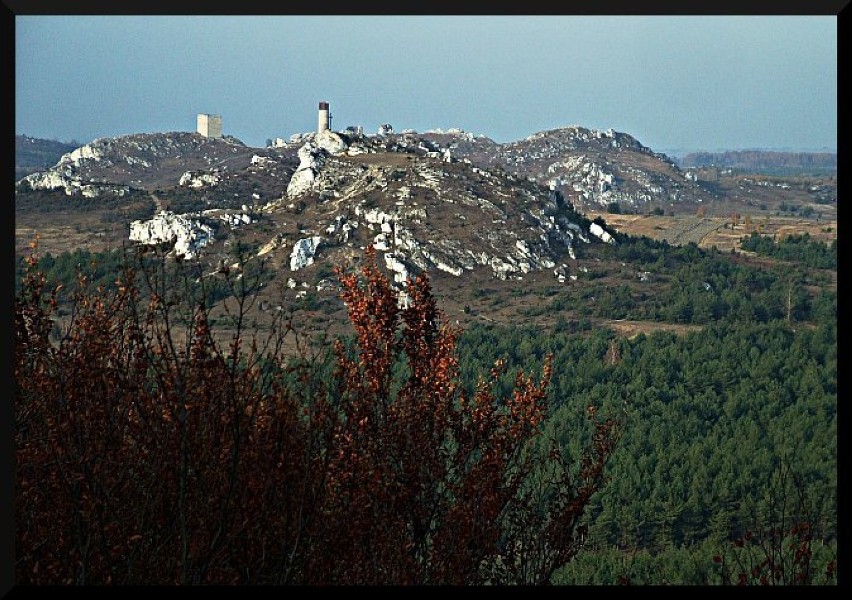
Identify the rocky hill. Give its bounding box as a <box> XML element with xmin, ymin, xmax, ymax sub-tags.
<box><xmin>117</xmin><ymin>129</ymin><xmax>616</xmax><ymax>302</ymax></box>
<box><xmin>414</xmin><ymin>128</ymin><xmax>836</xmax><ymax>215</ymax></box>
<box><xmin>10</xmin><ymin>126</ymin><xmax>726</xmax><ymax>215</ymax></box>
<box><xmin>17</xmin><ymin>126</ymin><xmax>836</xmax><ymax>217</ymax></box>
<box><xmin>15</xmin><ymin>132</ymin><xmax>292</xmax><ymax>197</ymax></box>
<box><xmin>419</xmin><ymin>126</ymin><xmax>716</xmax><ymax>212</ymax></box>
<box><xmin>15</xmin><ymin>125</ymin><xmax>838</xmax><ymax>266</ymax></box>
<box><xmin>16</xmin><ymin>128</ymin><xmax>637</xmax><ymax>340</ymax></box>
<box><xmin>15</xmin><ymin>126</ymin><xmax>837</xmax><ymax>342</ymax></box>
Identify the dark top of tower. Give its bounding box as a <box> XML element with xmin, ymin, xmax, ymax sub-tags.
<box><xmin>319</xmin><ymin>101</ymin><xmax>329</xmax><ymax>110</ymax></box>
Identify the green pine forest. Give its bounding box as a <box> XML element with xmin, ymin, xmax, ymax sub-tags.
<box><xmin>455</xmin><ymin>232</ymin><xmax>837</xmax><ymax>584</ymax></box>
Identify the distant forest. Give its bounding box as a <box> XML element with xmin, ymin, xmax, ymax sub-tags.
<box><xmin>680</xmin><ymin>150</ymin><xmax>836</xmax><ymax>177</ymax></box>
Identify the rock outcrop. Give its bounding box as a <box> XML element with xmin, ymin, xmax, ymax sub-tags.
<box><xmin>289</xmin><ymin>236</ymin><xmax>322</xmax><ymax>271</ymax></box>
<box><xmin>273</xmin><ymin>132</ymin><xmax>619</xmax><ymax>288</ymax></box>
<box><xmin>17</xmin><ymin>169</ymin><xmax>130</xmax><ymax>197</ymax></box>
<box><xmin>286</xmin><ymin>143</ymin><xmax>324</xmax><ymax>198</ymax></box>
<box><xmin>129</xmin><ymin>211</ymin><xmax>215</xmax><ymax>259</ymax></box>
<box><xmin>286</xmin><ymin>132</ymin><xmax>350</xmax><ymax>199</ymax></box>
<box><xmin>179</xmin><ymin>170</ymin><xmax>221</xmax><ymax>188</ymax></box>
<box><xmin>589</xmin><ymin>222</ymin><xmax>616</xmax><ymax>244</ymax></box>
<box><xmin>429</xmin><ymin>125</ymin><xmax>715</xmax><ymax>210</ymax></box>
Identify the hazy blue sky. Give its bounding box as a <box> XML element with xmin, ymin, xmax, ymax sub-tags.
<box><xmin>15</xmin><ymin>15</ymin><xmax>837</xmax><ymax>152</ymax></box>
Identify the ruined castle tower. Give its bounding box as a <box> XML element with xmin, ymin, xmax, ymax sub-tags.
<box><xmin>197</xmin><ymin>114</ymin><xmax>223</xmax><ymax>139</ymax></box>
<box><xmin>318</xmin><ymin>101</ymin><xmax>330</xmax><ymax>134</ymax></box>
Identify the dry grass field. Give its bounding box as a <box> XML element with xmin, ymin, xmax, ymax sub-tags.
<box><xmin>16</xmin><ymin>213</ymin><xmax>134</xmax><ymax>257</ymax></box>
<box><xmin>589</xmin><ymin>213</ymin><xmax>837</xmax><ymax>253</ymax></box>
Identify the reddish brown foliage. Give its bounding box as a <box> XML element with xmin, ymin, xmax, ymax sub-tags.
<box><xmin>710</xmin><ymin>463</ymin><xmax>836</xmax><ymax>586</ymax></box>
<box><xmin>15</xmin><ymin>245</ymin><xmax>620</xmax><ymax>585</ymax></box>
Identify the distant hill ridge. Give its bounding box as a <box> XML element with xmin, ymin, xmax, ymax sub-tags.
<box><xmin>15</xmin><ymin>135</ymin><xmax>79</xmax><ymax>180</ymax></box>
<box><xmin>15</xmin><ymin>129</ymin><xmax>836</xmax><ymax>217</ymax></box>
<box><xmin>680</xmin><ymin>150</ymin><xmax>836</xmax><ymax>173</ymax></box>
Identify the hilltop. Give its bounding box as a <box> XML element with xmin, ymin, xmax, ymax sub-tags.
<box><xmin>433</xmin><ymin>126</ymin><xmax>715</xmax><ymax>211</ymax></box>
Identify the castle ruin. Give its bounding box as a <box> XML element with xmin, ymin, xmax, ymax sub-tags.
<box><xmin>197</xmin><ymin>113</ymin><xmax>223</xmax><ymax>139</ymax></box>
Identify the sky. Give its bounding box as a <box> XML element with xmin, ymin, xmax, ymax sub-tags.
<box><xmin>15</xmin><ymin>15</ymin><xmax>838</xmax><ymax>153</ymax></box>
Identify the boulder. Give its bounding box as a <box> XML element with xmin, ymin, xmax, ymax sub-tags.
<box><xmin>289</xmin><ymin>236</ymin><xmax>322</xmax><ymax>271</ymax></box>
<box><xmin>129</xmin><ymin>211</ymin><xmax>215</xmax><ymax>259</ymax></box>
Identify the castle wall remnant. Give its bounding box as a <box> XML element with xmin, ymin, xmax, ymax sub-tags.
<box><xmin>197</xmin><ymin>113</ymin><xmax>223</xmax><ymax>139</ymax></box>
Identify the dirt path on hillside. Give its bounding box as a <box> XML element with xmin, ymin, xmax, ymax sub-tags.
<box><xmin>215</xmin><ymin>148</ymin><xmax>261</xmax><ymax>170</ymax></box>
<box><xmin>149</xmin><ymin>192</ymin><xmax>165</xmax><ymax>212</ymax></box>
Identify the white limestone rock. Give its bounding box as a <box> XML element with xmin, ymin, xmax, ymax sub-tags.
<box><xmin>435</xmin><ymin>261</ymin><xmax>463</xmax><ymax>277</ymax></box>
<box><xmin>124</xmin><ymin>156</ymin><xmax>151</xmax><ymax>167</ymax></box>
<box><xmin>315</xmin><ymin>129</ymin><xmax>348</xmax><ymax>155</ymax></box>
<box><xmin>396</xmin><ymin>289</ymin><xmax>412</xmax><ymax>309</ymax></box>
<box><xmin>287</xmin><ymin>141</ymin><xmax>329</xmax><ymax>198</ymax></box>
<box><xmin>589</xmin><ymin>222</ymin><xmax>616</xmax><ymax>244</ymax></box>
<box><xmin>357</xmin><ymin>206</ymin><xmax>396</xmax><ymax>226</ymax></box>
<box><xmin>80</xmin><ymin>184</ymin><xmax>129</xmax><ymax>198</ymax></box>
<box><xmin>129</xmin><ymin>211</ymin><xmax>215</xmax><ymax>259</ymax></box>
<box><xmin>219</xmin><ymin>212</ymin><xmax>252</xmax><ymax>228</ymax></box>
<box><xmin>19</xmin><ymin>170</ymin><xmax>70</xmax><ymax>191</ymax></box>
<box><xmin>490</xmin><ymin>256</ymin><xmax>519</xmax><ymax>280</ymax></box>
<box><xmin>251</xmin><ymin>154</ymin><xmax>276</xmax><ymax>167</ymax></box>
<box><xmin>287</xmin><ymin>168</ymin><xmax>316</xmax><ymax>198</ymax></box>
<box><xmin>384</xmin><ymin>252</ymin><xmax>410</xmax><ymax>285</ymax></box>
<box><xmin>316</xmin><ymin>279</ymin><xmax>335</xmax><ymax>292</ymax></box>
<box><xmin>325</xmin><ymin>215</ymin><xmax>355</xmax><ymax>243</ymax></box>
<box><xmin>373</xmin><ymin>233</ymin><xmax>391</xmax><ymax>251</ymax></box>
<box><xmin>289</xmin><ymin>236</ymin><xmax>322</xmax><ymax>271</ymax></box>
<box><xmin>178</xmin><ymin>170</ymin><xmax>220</xmax><ymax>188</ymax></box>
<box><xmin>17</xmin><ymin>170</ymin><xmax>129</xmax><ymax>197</ymax></box>
<box><xmin>59</xmin><ymin>142</ymin><xmax>107</xmax><ymax>167</ymax></box>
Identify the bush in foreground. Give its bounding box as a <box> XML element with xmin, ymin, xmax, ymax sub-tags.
<box><xmin>15</xmin><ymin>245</ymin><xmax>620</xmax><ymax>585</ymax></box>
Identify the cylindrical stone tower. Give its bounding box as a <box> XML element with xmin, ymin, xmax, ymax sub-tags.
<box><xmin>318</xmin><ymin>101</ymin><xmax>330</xmax><ymax>134</ymax></box>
